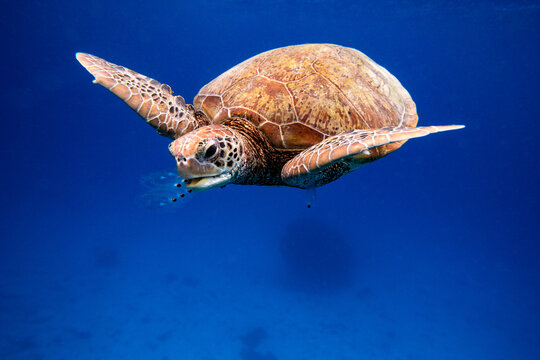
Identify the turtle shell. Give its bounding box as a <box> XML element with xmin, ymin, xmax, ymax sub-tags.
<box><xmin>194</xmin><ymin>44</ymin><xmax>417</xmax><ymax>150</ymax></box>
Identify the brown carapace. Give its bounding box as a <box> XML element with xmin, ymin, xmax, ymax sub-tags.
<box><xmin>76</xmin><ymin>44</ymin><xmax>463</xmax><ymax>192</ymax></box>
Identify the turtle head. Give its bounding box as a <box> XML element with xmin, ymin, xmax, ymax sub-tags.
<box><xmin>168</xmin><ymin>125</ymin><xmax>244</xmax><ymax>191</ymax></box>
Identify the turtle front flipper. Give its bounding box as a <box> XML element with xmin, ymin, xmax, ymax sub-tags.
<box><xmin>76</xmin><ymin>53</ymin><xmax>201</xmax><ymax>139</ymax></box>
<box><xmin>281</xmin><ymin>125</ymin><xmax>464</xmax><ymax>188</ymax></box>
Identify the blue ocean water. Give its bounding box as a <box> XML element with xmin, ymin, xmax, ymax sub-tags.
<box><xmin>1</xmin><ymin>1</ymin><xmax>539</xmax><ymax>359</ymax></box>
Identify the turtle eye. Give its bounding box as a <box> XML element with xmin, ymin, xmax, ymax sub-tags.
<box><xmin>203</xmin><ymin>143</ymin><xmax>217</xmax><ymax>159</ymax></box>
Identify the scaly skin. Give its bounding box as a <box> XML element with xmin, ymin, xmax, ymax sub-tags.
<box><xmin>169</xmin><ymin>118</ymin><xmax>298</xmax><ymax>190</ymax></box>
<box><xmin>281</xmin><ymin>125</ymin><xmax>465</xmax><ymax>188</ymax></box>
<box><xmin>169</xmin><ymin>121</ymin><xmax>464</xmax><ymax>190</ymax></box>
<box><xmin>76</xmin><ymin>53</ymin><xmax>208</xmax><ymax>138</ymax></box>
<box><xmin>76</xmin><ymin>45</ymin><xmax>465</xmax><ymax>191</ymax></box>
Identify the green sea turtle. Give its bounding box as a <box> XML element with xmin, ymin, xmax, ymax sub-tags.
<box><xmin>76</xmin><ymin>44</ymin><xmax>463</xmax><ymax>191</ymax></box>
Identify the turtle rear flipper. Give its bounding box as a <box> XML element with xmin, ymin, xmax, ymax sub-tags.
<box><xmin>76</xmin><ymin>53</ymin><xmax>200</xmax><ymax>139</ymax></box>
<box><xmin>281</xmin><ymin>125</ymin><xmax>464</xmax><ymax>188</ymax></box>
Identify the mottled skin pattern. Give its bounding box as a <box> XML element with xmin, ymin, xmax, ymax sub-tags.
<box><xmin>76</xmin><ymin>44</ymin><xmax>464</xmax><ymax>190</ymax></box>
<box><xmin>169</xmin><ymin>119</ymin><xmax>299</xmax><ymax>189</ymax></box>
<box><xmin>282</xmin><ymin>125</ymin><xmax>463</xmax><ymax>187</ymax></box>
<box><xmin>75</xmin><ymin>53</ymin><xmax>208</xmax><ymax>138</ymax></box>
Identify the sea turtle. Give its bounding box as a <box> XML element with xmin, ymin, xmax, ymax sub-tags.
<box><xmin>76</xmin><ymin>44</ymin><xmax>463</xmax><ymax>191</ymax></box>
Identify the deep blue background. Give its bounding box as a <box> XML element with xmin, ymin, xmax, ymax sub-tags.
<box><xmin>1</xmin><ymin>1</ymin><xmax>539</xmax><ymax>359</ymax></box>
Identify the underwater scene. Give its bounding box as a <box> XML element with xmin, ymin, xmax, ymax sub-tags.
<box><xmin>1</xmin><ymin>1</ymin><xmax>539</xmax><ymax>359</ymax></box>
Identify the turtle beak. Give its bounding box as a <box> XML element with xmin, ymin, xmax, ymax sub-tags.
<box><xmin>168</xmin><ymin>130</ymin><xmax>235</xmax><ymax>191</ymax></box>
<box><xmin>176</xmin><ymin>157</ymin><xmax>218</xmax><ymax>179</ymax></box>
<box><xmin>174</xmin><ymin>156</ymin><xmax>232</xmax><ymax>191</ymax></box>
<box><xmin>184</xmin><ymin>173</ymin><xmax>233</xmax><ymax>191</ymax></box>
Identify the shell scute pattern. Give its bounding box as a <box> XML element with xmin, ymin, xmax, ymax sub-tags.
<box><xmin>76</xmin><ymin>46</ymin><xmax>464</xmax><ymax>191</ymax></box>
<box><xmin>194</xmin><ymin>44</ymin><xmax>417</xmax><ymax>150</ymax></box>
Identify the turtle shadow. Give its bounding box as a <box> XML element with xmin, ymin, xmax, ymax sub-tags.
<box><xmin>277</xmin><ymin>217</ymin><xmax>356</xmax><ymax>294</ymax></box>
<box><xmin>91</xmin><ymin>247</ymin><xmax>120</xmax><ymax>270</ymax></box>
<box><xmin>239</xmin><ymin>327</ymin><xmax>277</xmax><ymax>360</ymax></box>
